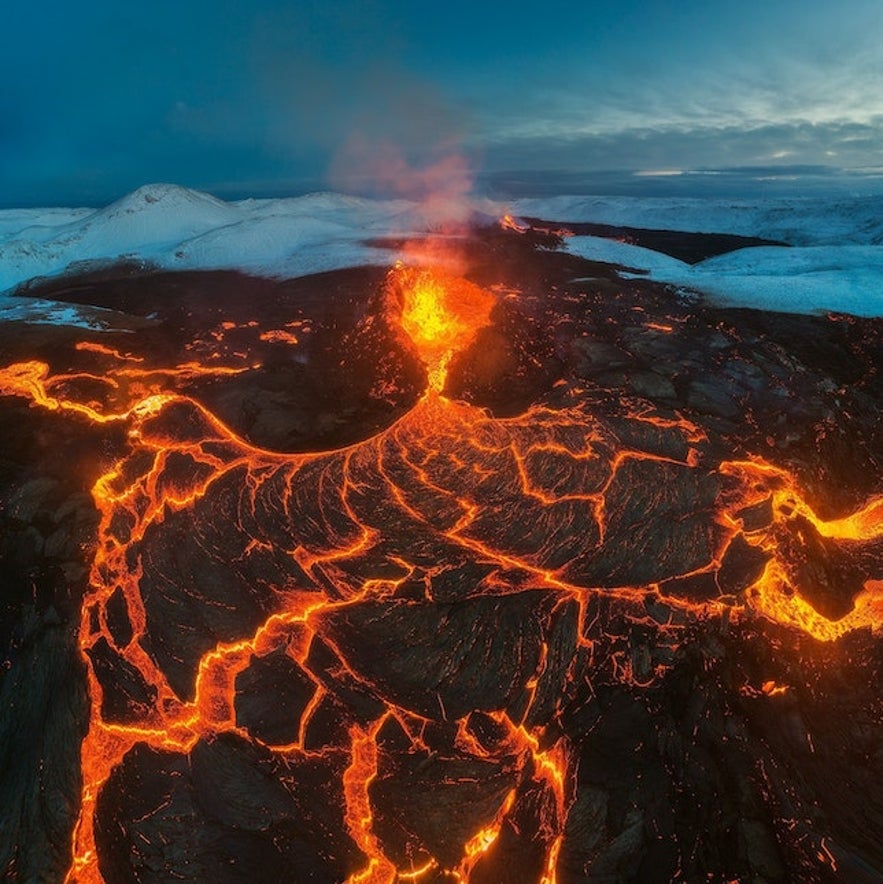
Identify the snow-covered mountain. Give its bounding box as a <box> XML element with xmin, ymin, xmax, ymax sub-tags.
<box><xmin>1</xmin><ymin>183</ymin><xmax>883</xmax><ymax>320</ymax></box>
<box><xmin>0</xmin><ymin>183</ymin><xmax>426</xmax><ymax>296</ymax></box>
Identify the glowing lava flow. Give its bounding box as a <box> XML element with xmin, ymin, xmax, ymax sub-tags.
<box><xmin>0</xmin><ymin>264</ymin><xmax>881</xmax><ymax>882</ymax></box>
<box><xmin>718</xmin><ymin>460</ymin><xmax>883</xmax><ymax>641</ymax></box>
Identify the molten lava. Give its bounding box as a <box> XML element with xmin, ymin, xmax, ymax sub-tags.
<box><xmin>387</xmin><ymin>264</ymin><xmax>495</xmax><ymax>391</ymax></box>
<box><xmin>0</xmin><ymin>260</ymin><xmax>880</xmax><ymax>882</ymax></box>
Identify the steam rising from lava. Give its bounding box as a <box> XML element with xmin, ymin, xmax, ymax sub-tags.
<box><xmin>328</xmin><ymin>137</ymin><xmax>477</xmax><ymax>229</ymax></box>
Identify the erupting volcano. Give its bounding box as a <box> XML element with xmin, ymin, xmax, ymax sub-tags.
<box><xmin>0</xmin><ymin>218</ymin><xmax>881</xmax><ymax>883</ymax></box>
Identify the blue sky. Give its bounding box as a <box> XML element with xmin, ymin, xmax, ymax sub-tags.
<box><xmin>2</xmin><ymin>0</ymin><xmax>882</xmax><ymax>206</ymax></box>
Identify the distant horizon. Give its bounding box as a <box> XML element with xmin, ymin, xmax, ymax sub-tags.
<box><xmin>3</xmin><ymin>164</ymin><xmax>883</xmax><ymax>211</ymax></box>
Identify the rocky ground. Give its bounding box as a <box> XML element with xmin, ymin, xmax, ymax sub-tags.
<box><xmin>0</xmin><ymin>219</ymin><xmax>880</xmax><ymax>882</ymax></box>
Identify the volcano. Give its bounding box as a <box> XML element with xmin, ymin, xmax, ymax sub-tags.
<box><xmin>0</xmin><ymin>218</ymin><xmax>881</xmax><ymax>883</ymax></box>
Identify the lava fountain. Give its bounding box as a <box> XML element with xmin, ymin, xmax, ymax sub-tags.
<box><xmin>385</xmin><ymin>263</ymin><xmax>496</xmax><ymax>392</ymax></box>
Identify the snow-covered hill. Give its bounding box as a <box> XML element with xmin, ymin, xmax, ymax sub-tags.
<box><xmin>514</xmin><ymin>193</ymin><xmax>883</xmax><ymax>316</ymax></box>
<box><xmin>0</xmin><ymin>184</ymin><xmax>426</xmax><ymax>296</ymax></box>
<box><xmin>512</xmin><ymin>194</ymin><xmax>883</xmax><ymax>247</ymax></box>
<box><xmin>564</xmin><ymin>236</ymin><xmax>883</xmax><ymax>317</ymax></box>
<box><xmin>2</xmin><ymin>183</ymin><xmax>883</xmax><ymax>320</ymax></box>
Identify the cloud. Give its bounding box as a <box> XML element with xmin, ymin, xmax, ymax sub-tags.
<box><xmin>3</xmin><ymin>0</ymin><xmax>882</xmax><ymax>207</ymax></box>
<box><xmin>481</xmin><ymin>118</ymin><xmax>883</xmax><ymax>174</ymax></box>
<box><xmin>471</xmin><ymin>2</ymin><xmax>883</xmax><ymax>159</ymax></box>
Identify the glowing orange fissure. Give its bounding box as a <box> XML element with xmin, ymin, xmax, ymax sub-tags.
<box><xmin>500</xmin><ymin>214</ymin><xmax>530</xmax><ymax>234</ymax></box>
<box><xmin>0</xmin><ymin>265</ymin><xmax>880</xmax><ymax>883</ymax></box>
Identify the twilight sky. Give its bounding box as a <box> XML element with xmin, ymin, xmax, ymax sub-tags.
<box><xmin>3</xmin><ymin>0</ymin><xmax>882</xmax><ymax>206</ymax></box>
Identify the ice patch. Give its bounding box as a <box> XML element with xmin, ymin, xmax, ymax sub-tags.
<box><xmin>565</xmin><ymin>235</ymin><xmax>883</xmax><ymax>317</ymax></box>
<box><xmin>565</xmin><ymin>236</ymin><xmax>690</xmax><ymax>277</ymax></box>
<box><xmin>0</xmin><ymin>295</ymin><xmax>143</xmax><ymax>331</ymax></box>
